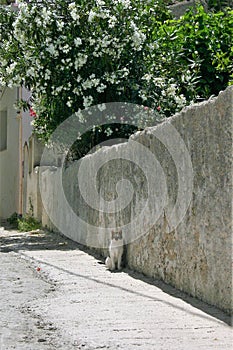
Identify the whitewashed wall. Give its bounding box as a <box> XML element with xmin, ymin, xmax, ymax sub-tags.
<box><xmin>0</xmin><ymin>87</ymin><xmax>32</xmax><ymax>219</ymax></box>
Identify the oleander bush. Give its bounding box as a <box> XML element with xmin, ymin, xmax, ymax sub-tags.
<box><xmin>0</xmin><ymin>1</ymin><xmax>232</xmax><ymax>158</ymax></box>
<box><xmin>0</xmin><ymin>0</ymin><xmax>178</xmax><ymax>143</ymax></box>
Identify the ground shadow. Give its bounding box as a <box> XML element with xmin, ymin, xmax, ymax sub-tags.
<box><xmin>0</xmin><ymin>227</ymin><xmax>232</xmax><ymax>326</ymax></box>
<box><xmin>124</xmin><ymin>268</ymin><xmax>232</xmax><ymax>327</ymax></box>
<box><xmin>0</xmin><ymin>227</ymin><xmax>78</xmax><ymax>253</ymax></box>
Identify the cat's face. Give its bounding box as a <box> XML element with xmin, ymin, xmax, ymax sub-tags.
<box><xmin>111</xmin><ymin>230</ymin><xmax>122</xmax><ymax>241</ymax></box>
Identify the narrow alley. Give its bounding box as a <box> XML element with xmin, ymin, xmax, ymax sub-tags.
<box><xmin>0</xmin><ymin>228</ymin><xmax>232</xmax><ymax>350</ymax></box>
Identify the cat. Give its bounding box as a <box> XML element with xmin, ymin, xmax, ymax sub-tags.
<box><xmin>105</xmin><ymin>230</ymin><xmax>124</xmax><ymax>271</ymax></box>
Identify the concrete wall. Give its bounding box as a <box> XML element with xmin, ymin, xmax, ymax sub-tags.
<box><xmin>23</xmin><ymin>135</ymin><xmax>47</xmax><ymax>221</ymax></box>
<box><xmin>25</xmin><ymin>87</ymin><xmax>232</xmax><ymax>314</ymax></box>
<box><xmin>23</xmin><ymin>134</ymin><xmax>62</xmax><ymax>224</ymax></box>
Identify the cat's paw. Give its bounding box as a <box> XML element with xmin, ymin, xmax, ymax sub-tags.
<box><xmin>105</xmin><ymin>257</ymin><xmax>112</xmax><ymax>270</ymax></box>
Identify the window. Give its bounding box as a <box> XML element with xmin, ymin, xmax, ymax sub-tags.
<box><xmin>0</xmin><ymin>110</ymin><xmax>7</xmax><ymax>151</ymax></box>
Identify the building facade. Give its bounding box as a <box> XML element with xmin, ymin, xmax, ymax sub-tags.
<box><xmin>0</xmin><ymin>86</ymin><xmax>32</xmax><ymax>220</ymax></box>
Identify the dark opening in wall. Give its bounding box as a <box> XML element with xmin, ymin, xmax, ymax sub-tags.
<box><xmin>0</xmin><ymin>110</ymin><xmax>7</xmax><ymax>151</ymax></box>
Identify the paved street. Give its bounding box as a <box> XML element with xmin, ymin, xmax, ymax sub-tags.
<box><xmin>0</xmin><ymin>228</ymin><xmax>232</xmax><ymax>349</ymax></box>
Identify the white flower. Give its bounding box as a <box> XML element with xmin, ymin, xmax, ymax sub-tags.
<box><xmin>130</xmin><ymin>20</ymin><xmax>137</xmax><ymax>31</ymax></box>
<box><xmin>82</xmin><ymin>79</ymin><xmax>93</xmax><ymax>90</ymax></box>
<box><xmin>68</xmin><ymin>3</ymin><xmax>80</xmax><ymax>23</ymax></box>
<box><xmin>93</xmin><ymin>79</ymin><xmax>100</xmax><ymax>87</ymax></box>
<box><xmin>104</xmin><ymin>72</ymin><xmax>117</xmax><ymax>84</ymax></box>
<box><xmin>82</xmin><ymin>77</ymin><xmax>100</xmax><ymax>90</ymax></box>
<box><xmin>175</xmin><ymin>94</ymin><xmax>186</xmax><ymax>106</ymax></box>
<box><xmin>46</xmin><ymin>44</ymin><xmax>56</xmax><ymax>56</ymax></box>
<box><xmin>114</xmin><ymin>0</ymin><xmax>131</xmax><ymax>9</ymax></box>
<box><xmin>97</xmin><ymin>84</ymin><xmax>107</xmax><ymax>93</ymax></box>
<box><xmin>73</xmin><ymin>87</ymin><xmax>80</xmax><ymax>95</ymax></box>
<box><xmin>74</xmin><ymin>54</ymin><xmax>88</xmax><ymax>70</ymax></box>
<box><xmin>161</xmin><ymin>90</ymin><xmax>166</xmax><ymax>97</ymax></box>
<box><xmin>93</xmin><ymin>50</ymin><xmax>102</xmax><ymax>58</ymax></box>
<box><xmin>108</xmin><ymin>15</ymin><xmax>117</xmax><ymax>28</ymax></box>
<box><xmin>26</xmin><ymin>67</ymin><xmax>36</xmax><ymax>77</ymax></box>
<box><xmin>68</xmin><ymin>2</ymin><xmax>75</xmax><ymax>9</ymax></box>
<box><xmin>35</xmin><ymin>16</ymin><xmax>42</xmax><ymax>27</ymax></box>
<box><xmin>101</xmin><ymin>35</ymin><xmax>112</xmax><ymax>48</ymax></box>
<box><xmin>74</xmin><ymin>38</ymin><xmax>82</xmax><ymax>47</ymax></box>
<box><xmin>83</xmin><ymin>95</ymin><xmax>94</xmax><ymax>108</ymax></box>
<box><xmin>98</xmin><ymin>103</ymin><xmax>106</xmax><ymax>112</ymax></box>
<box><xmin>96</xmin><ymin>0</ymin><xmax>105</xmax><ymax>5</ymax></box>
<box><xmin>143</xmin><ymin>74</ymin><xmax>153</xmax><ymax>82</ymax></box>
<box><xmin>153</xmin><ymin>77</ymin><xmax>164</xmax><ymax>84</ymax></box>
<box><xmin>167</xmin><ymin>84</ymin><xmax>177</xmax><ymax>95</ymax></box>
<box><xmin>44</xmin><ymin>69</ymin><xmax>51</xmax><ymax>80</ymax></box>
<box><xmin>56</xmin><ymin>86</ymin><xmax>63</xmax><ymax>93</ymax></box>
<box><xmin>1</xmin><ymin>59</ymin><xmax>7</xmax><ymax>67</ymax></box>
<box><xmin>76</xmin><ymin>75</ymin><xmax>82</xmax><ymax>83</ymax></box>
<box><xmin>17</xmin><ymin>2</ymin><xmax>27</xmax><ymax>15</ymax></box>
<box><xmin>132</xmin><ymin>30</ymin><xmax>146</xmax><ymax>49</ymax></box>
<box><xmin>89</xmin><ymin>38</ymin><xmax>96</xmax><ymax>46</ymax></box>
<box><xmin>57</xmin><ymin>21</ymin><xmax>65</xmax><ymax>31</ymax></box>
<box><xmin>42</xmin><ymin>8</ymin><xmax>52</xmax><ymax>24</ymax></box>
<box><xmin>88</xmin><ymin>10</ymin><xmax>96</xmax><ymax>23</ymax></box>
<box><xmin>63</xmin><ymin>44</ymin><xmax>70</xmax><ymax>54</ymax></box>
<box><xmin>119</xmin><ymin>67</ymin><xmax>129</xmax><ymax>78</ymax></box>
<box><xmin>130</xmin><ymin>21</ymin><xmax>146</xmax><ymax>49</ymax></box>
<box><xmin>105</xmin><ymin>127</ymin><xmax>113</xmax><ymax>137</ymax></box>
<box><xmin>6</xmin><ymin>62</ymin><xmax>17</xmax><ymax>75</ymax></box>
<box><xmin>66</xmin><ymin>99</ymin><xmax>72</xmax><ymax>107</ymax></box>
<box><xmin>139</xmin><ymin>90</ymin><xmax>147</xmax><ymax>101</ymax></box>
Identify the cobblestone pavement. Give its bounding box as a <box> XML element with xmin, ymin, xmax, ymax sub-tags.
<box><xmin>0</xmin><ymin>228</ymin><xmax>232</xmax><ymax>349</ymax></box>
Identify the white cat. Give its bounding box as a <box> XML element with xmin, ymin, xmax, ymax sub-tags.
<box><xmin>105</xmin><ymin>230</ymin><xmax>124</xmax><ymax>271</ymax></box>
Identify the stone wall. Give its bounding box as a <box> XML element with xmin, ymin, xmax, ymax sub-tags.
<box><xmin>169</xmin><ymin>0</ymin><xmax>207</xmax><ymax>19</ymax></box>
<box><xmin>25</xmin><ymin>87</ymin><xmax>233</xmax><ymax>314</ymax></box>
<box><xmin>126</xmin><ymin>87</ymin><xmax>232</xmax><ymax>314</ymax></box>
